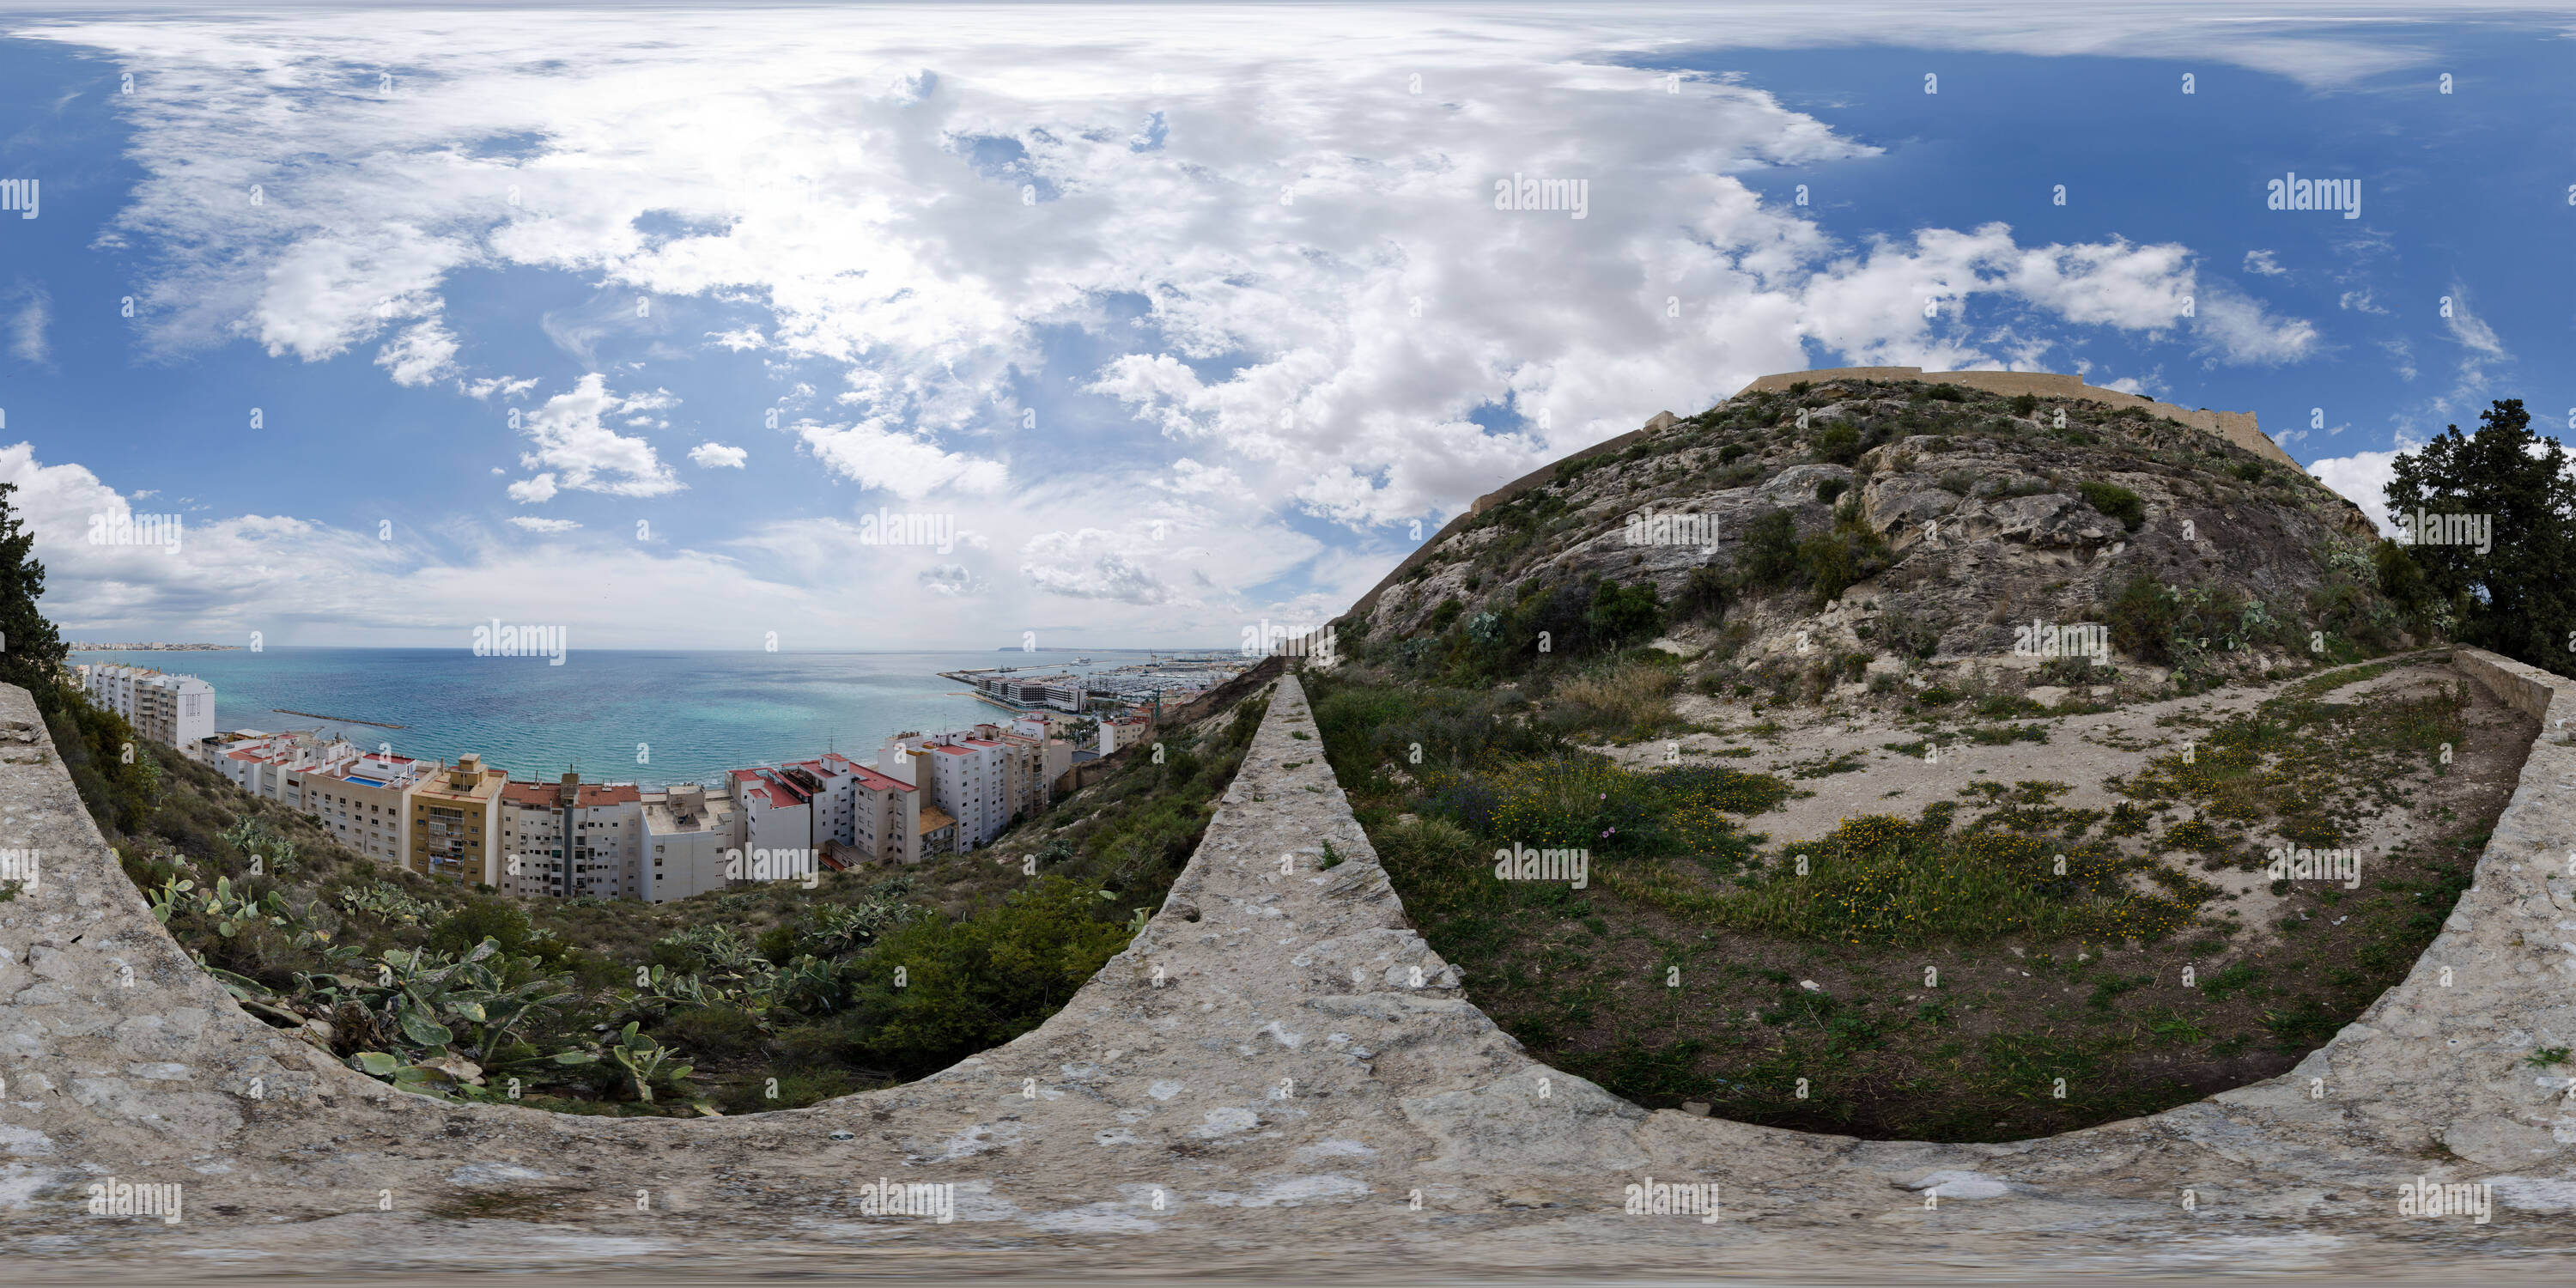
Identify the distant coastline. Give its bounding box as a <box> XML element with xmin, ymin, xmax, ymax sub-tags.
<box><xmin>68</xmin><ymin>642</ymin><xmax>242</xmax><ymax>652</ymax></box>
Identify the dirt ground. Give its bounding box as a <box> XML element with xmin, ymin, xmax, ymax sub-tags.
<box><xmin>1589</xmin><ymin>652</ymin><xmax>2528</xmax><ymax>948</ymax></box>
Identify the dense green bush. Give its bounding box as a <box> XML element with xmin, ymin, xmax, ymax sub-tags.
<box><xmin>2105</xmin><ymin>574</ymin><xmax>2179</xmax><ymax>665</ymax></box>
<box><xmin>1673</xmin><ymin>566</ymin><xmax>1734</xmax><ymax>623</ymax></box>
<box><xmin>2077</xmin><ymin>481</ymin><xmax>2146</xmax><ymax>531</ymax></box>
<box><xmin>1815</xmin><ymin>422</ymin><xmax>1863</xmax><ymax>465</ymax></box>
<box><xmin>840</xmin><ymin>877</ymin><xmax>1133</xmax><ymax>1078</ymax></box>
<box><xmin>1741</xmin><ymin>510</ymin><xmax>1801</xmax><ymax>587</ymax></box>
<box><xmin>1586</xmin><ymin>580</ymin><xmax>1664</xmax><ymax>646</ymax></box>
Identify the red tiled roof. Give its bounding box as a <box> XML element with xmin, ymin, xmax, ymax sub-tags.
<box><xmin>500</xmin><ymin>781</ymin><xmax>558</xmax><ymax>806</ymax></box>
<box><xmin>848</xmin><ymin>764</ymin><xmax>916</xmax><ymax>793</ymax></box>
<box><xmin>579</xmin><ymin>784</ymin><xmax>642</xmax><ymax>805</ymax></box>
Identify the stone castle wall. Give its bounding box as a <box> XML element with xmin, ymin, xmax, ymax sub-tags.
<box><xmin>1735</xmin><ymin>366</ymin><xmax>2300</xmax><ymax>473</ymax></box>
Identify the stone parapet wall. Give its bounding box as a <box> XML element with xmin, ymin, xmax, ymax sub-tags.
<box><xmin>5</xmin><ymin>661</ymin><xmax>2576</xmax><ymax>1278</ymax></box>
<box><xmin>2459</xmin><ymin>646</ymin><xmax>2560</xmax><ymax>721</ymax></box>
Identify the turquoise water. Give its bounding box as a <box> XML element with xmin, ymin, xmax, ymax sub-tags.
<box><xmin>70</xmin><ymin>647</ymin><xmax>1164</xmax><ymax>788</ymax></box>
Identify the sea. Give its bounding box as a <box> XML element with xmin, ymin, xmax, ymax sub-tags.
<box><xmin>69</xmin><ymin>647</ymin><xmax>1203</xmax><ymax>788</ymax></box>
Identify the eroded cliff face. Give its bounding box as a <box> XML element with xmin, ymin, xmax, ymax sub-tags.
<box><xmin>1362</xmin><ymin>378</ymin><xmax>2382</xmax><ymax>670</ymax></box>
<box><xmin>7</xmin><ymin>665</ymin><xmax>2576</xmax><ymax>1278</ymax></box>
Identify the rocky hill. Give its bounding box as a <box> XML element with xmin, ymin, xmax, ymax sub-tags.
<box><xmin>1347</xmin><ymin>372</ymin><xmax>2403</xmax><ymax>692</ymax></box>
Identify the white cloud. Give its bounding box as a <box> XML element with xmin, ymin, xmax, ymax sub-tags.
<box><xmin>2310</xmin><ymin>446</ymin><xmax>2415</xmax><ymax>536</ymax></box>
<box><xmin>375</xmin><ymin>318</ymin><xmax>459</xmax><ymax>386</ymax></box>
<box><xmin>2376</xmin><ymin>337</ymin><xmax>2417</xmax><ymax>383</ymax></box>
<box><xmin>507</xmin><ymin>515</ymin><xmax>581</xmax><ymax>532</ymax></box>
<box><xmin>6</xmin><ymin>281</ymin><xmax>51</xmax><ymax>367</ymax></box>
<box><xmin>1020</xmin><ymin>529</ymin><xmax>1174</xmax><ymax>605</ymax></box>
<box><xmin>689</xmin><ymin>441</ymin><xmax>748</xmax><ymax>469</ymax></box>
<box><xmin>1162</xmin><ymin>458</ymin><xmax>1252</xmax><ymax>500</ymax></box>
<box><xmin>2443</xmin><ymin>283</ymin><xmax>2506</xmax><ymax>357</ymax></box>
<box><xmin>513</xmin><ymin>374</ymin><xmax>681</xmax><ymax>498</ymax></box>
<box><xmin>2190</xmin><ymin>282</ymin><xmax>2320</xmax><ymax>366</ymax></box>
<box><xmin>462</xmin><ymin>374</ymin><xmax>538</xmax><ymax>400</ymax></box>
<box><xmin>2241</xmin><ymin>249</ymin><xmax>2285</xmax><ymax>277</ymax></box>
<box><xmin>506</xmin><ymin>473</ymin><xmax>559</xmax><ymax>503</ymax></box>
<box><xmin>793</xmin><ymin>420</ymin><xmax>1005</xmax><ymax>499</ymax></box>
<box><xmin>707</xmin><ymin>326</ymin><xmax>767</xmax><ymax>351</ymax></box>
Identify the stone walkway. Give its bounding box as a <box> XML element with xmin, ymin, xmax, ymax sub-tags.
<box><xmin>4</xmin><ymin>661</ymin><xmax>2576</xmax><ymax>1280</ymax></box>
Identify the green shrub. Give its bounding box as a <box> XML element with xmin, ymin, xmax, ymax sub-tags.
<box><xmin>2077</xmin><ymin>481</ymin><xmax>2146</xmax><ymax>532</ymax></box>
<box><xmin>425</xmin><ymin>896</ymin><xmax>539</xmax><ymax>958</ymax></box>
<box><xmin>1794</xmin><ymin>519</ymin><xmax>1891</xmax><ymax>609</ymax></box>
<box><xmin>2008</xmin><ymin>393</ymin><xmax>2038</xmax><ymax>417</ymax></box>
<box><xmin>1718</xmin><ymin>443</ymin><xmax>1747</xmax><ymax>464</ymax></box>
<box><xmin>1815</xmin><ymin>422</ymin><xmax>1863</xmax><ymax>465</ymax></box>
<box><xmin>1877</xmin><ymin>611</ymin><xmax>1942</xmax><ymax>659</ymax></box>
<box><xmin>842</xmin><ymin>878</ymin><xmax>1133</xmax><ymax>1078</ymax></box>
<box><xmin>1799</xmin><ymin>533</ymin><xmax>1857</xmax><ymax>605</ymax></box>
<box><xmin>2105</xmin><ymin>574</ymin><xmax>2178</xmax><ymax>665</ymax></box>
<box><xmin>1815</xmin><ymin>478</ymin><xmax>1848</xmax><ymax>506</ymax></box>
<box><xmin>1674</xmin><ymin>566</ymin><xmax>1734</xmax><ymax>623</ymax></box>
<box><xmin>1741</xmin><ymin>510</ymin><xmax>1802</xmax><ymax>588</ymax></box>
<box><xmin>655</xmin><ymin>1005</ymin><xmax>766</xmax><ymax>1060</ymax></box>
<box><xmin>1586</xmin><ymin>580</ymin><xmax>1664</xmax><ymax>646</ymax></box>
<box><xmin>719</xmin><ymin>1066</ymin><xmax>854</xmax><ymax>1114</ymax></box>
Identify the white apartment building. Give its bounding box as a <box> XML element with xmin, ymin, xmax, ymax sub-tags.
<box><xmin>1098</xmin><ymin>710</ymin><xmax>1152</xmax><ymax>757</ymax></box>
<box><xmin>641</xmin><ymin>782</ymin><xmax>740</xmax><ymax>902</ymax></box>
<box><xmin>82</xmin><ymin>664</ymin><xmax>216</xmax><ymax>750</ymax></box>
<box><xmin>982</xmin><ymin>722</ymin><xmax>1072</xmax><ymax>821</ymax></box>
<box><xmin>216</xmin><ymin>731</ymin><xmax>360</xmax><ymax>805</ymax></box>
<box><xmin>878</xmin><ymin>734</ymin><xmax>991</xmax><ymax>852</ymax></box>
<box><xmin>784</xmin><ymin>755</ymin><xmax>864</xmax><ymax>846</ymax></box>
<box><xmin>500</xmin><ymin>774</ymin><xmax>647</xmax><ymax>901</ymax></box>
<box><xmin>731</xmin><ymin>765</ymin><xmax>817</xmax><ymax>866</ymax></box>
<box><xmin>841</xmin><ymin>757</ymin><xmax>922</xmax><ymax>865</ymax></box>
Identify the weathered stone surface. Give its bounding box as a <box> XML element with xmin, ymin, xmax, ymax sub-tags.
<box><xmin>3</xmin><ymin>662</ymin><xmax>2576</xmax><ymax>1278</ymax></box>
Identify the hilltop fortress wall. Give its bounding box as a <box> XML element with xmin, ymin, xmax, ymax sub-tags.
<box><xmin>1734</xmin><ymin>366</ymin><xmax>2300</xmax><ymax>473</ymax></box>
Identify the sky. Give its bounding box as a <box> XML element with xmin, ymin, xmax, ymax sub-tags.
<box><xmin>0</xmin><ymin>3</ymin><xmax>2570</xmax><ymax>649</ymax></box>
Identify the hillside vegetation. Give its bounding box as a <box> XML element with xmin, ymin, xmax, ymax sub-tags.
<box><xmin>76</xmin><ymin>680</ymin><xmax>1271</xmax><ymax>1115</ymax></box>
<box><xmin>1353</xmin><ymin>376</ymin><xmax>2430</xmax><ymax>702</ymax></box>
<box><xmin>1312</xmin><ymin>376</ymin><xmax>2528</xmax><ymax>1140</ymax></box>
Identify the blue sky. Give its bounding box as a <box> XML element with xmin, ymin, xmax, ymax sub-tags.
<box><xmin>0</xmin><ymin>3</ymin><xmax>2568</xmax><ymax>648</ymax></box>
